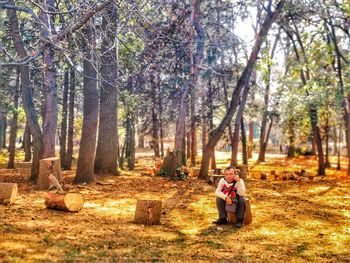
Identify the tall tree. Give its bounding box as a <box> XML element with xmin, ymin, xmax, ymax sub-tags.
<box><xmin>74</xmin><ymin>22</ymin><xmax>98</xmax><ymax>183</ymax></box>
<box><xmin>94</xmin><ymin>5</ymin><xmax>119</xmax><ymax>175</ymax></box>
<box><xmin>39</xmin><ymin>0</ymin><xmax>58</xmax><ymax>158</ymax></box>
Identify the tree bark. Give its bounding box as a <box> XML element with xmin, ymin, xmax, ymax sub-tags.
<box><xmin>0</xmin><ymin>114</ymin><xmax>7</xmax><ymax>148</ymax></box>
<box><xmin>208</xmin><ymin>76</ymin><xmax>216</xmax><ymax>170</ymax></box>
<box><xmin>64</xmin><ymin>67</ymin><xmax>75</xmax><ymax>170</ymax></box>
<box><xmin>74</xmin><ymin>23</ymin><xmax>98</xmax><ymax>184</ymax></box>
<box><xmin>23</xmin><ymin>122</ymin><xmax>31</xmax><ymax>162</ymax></box>
<box><xmin>199</xmin><ymin>0</ymin><xmax>285</xmax><ymax>180</ymax></box>
<box><xmin>241</xmin><ymin>117</ymin><xmax>248</xmax><ymax>165</ymax></box>
<box><xmin>125</xmin><ymin>117</ymin><xmax>136</xmax><ymax>170</ymax></box>
<box><xmin>94</xmin><ymin>4</ymin><xmax>119</xmax><ymax>175</ymax></box>
<box><xmin>158</xmin><ymin>94</ymin><xmax>165</xmax><ymax>158</ymax></box>
<box><xmin>7</xmin><ymin>67</ymin><xmax>20</xmax><ymax>169</ymax></box>
<box><xmin>190</xmin><ymin>85</ymin><xmax>197</xmax><ymax>166</ymax></box>
<box><xmin>39</xmin><ymin>0</ymin><xmax>58</xmax><ymax>158</ymax></box>
<box><xmin>231</xmin><ymin>84</ymin><xmax>249</xmax><ymax>167</ymax></box>
<box><xmin>287</xmin><ymin>117</ymin><xmax>296</xmax><ymax>157</ymax></box>
<box><xmin>59</xmin><ymin>70</ymin><xmax>69</xmax><ymax>169</ymax></box>
<box><xmin>150</xmin><ymin>73</ymin><xmax>160</xmax><ymax>158</ymax></box>
<box><xmin>248</xmin><ymin>121</ymin><xmax>254</xmax><ymax>158</ymax></box>
<box><xmin>184</xmin><ymin>131</ymin><xmax>189</xmax><ymax>160</ymax></box>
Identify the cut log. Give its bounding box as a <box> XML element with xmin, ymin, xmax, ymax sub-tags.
<box><xmin>0</xmin><ymin>183</ymin><xmax>18</xmax><ymax>205</ymax></box>
<box><xmin>37</xmin><ymin>157</ymin><xmax>62</xmax><ymax>190</ymax></box>
<box><xmin>45</xmin><ymin>192</ymin><xmax>84</xmax><ymax>212</ymax></box>
<box><xmin>238</xmin><ymin>165</ymin><xmax>248</xmax><ymax>180</ymax></box>
<box><xmin>227</xmin><ymin>198</ymin><xmax>252</xmax><ymax>225</ymax></box>
<box><xmin>134</xmin><ymin>199</ymin><xmax>162</xmax><ymax>225</ymax></box>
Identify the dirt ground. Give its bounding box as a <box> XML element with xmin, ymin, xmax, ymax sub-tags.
<box><xmin>1</xmin><ymin>150</ymin><xmax>350</xmax><ymax>262</ymax></box>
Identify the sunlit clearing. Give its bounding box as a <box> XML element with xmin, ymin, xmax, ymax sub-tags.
<box><xmin>307</xmin><ymin>186</ymin><xmax>331</xmax><ymax>194</ymax></box>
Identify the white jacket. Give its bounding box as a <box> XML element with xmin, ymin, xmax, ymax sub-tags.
<box><xmin>215</xmin><ymin>178</ymin><xmax>246</xmax><ymax>200</ymax></box>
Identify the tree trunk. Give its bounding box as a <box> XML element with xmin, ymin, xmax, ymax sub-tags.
<box><xmin>94</xmin><ymin>4</ymin><xmax>119</xmax><ymax>175</ymax></box>
<box><xmin>190</xmin><ymin>86</ymin><xmax>197</xmax><ymax>166</ymax></box>
<box><xmin>325</xmin><ymin>120</ymin><xmax>331</xmax><ymax>168</ymax></box>
<box><xmin>231</xmin><ymin>84</ymin><xmax>249</xmax><ymax>166</ymax></box>
<box><xmin>241</xmin><ymin>117</ymin><xmax>248</xmax><ymax>165</ymax></box>
<box><xmin>158</xmin><ymin>95</ymin><xmax>165</xmax><ymax>158</ymax></box>
<box><xmin>248</xmin><ymin>121</ymin><xmax>254</xmax><ymax>158</ymax></box>
<box><xmin>64</xmin><ymin>67</ymin><xmax>75</xmax><ymax>170</ymax></box>
<box><xmin>287</xmin><ymin>116</ymin><xmax>296</xmax><ymax>157</ymax></box>
<box><xmin>337</xmin><ymin>125</ymin><xmax>341</xmax><ymax>170</ymax></box>
<box><xmin>333</xmin><ymin>127</ymin><xmax>337</xmax><ymax>156</ymax></box>
<box><xmin>7</xmin><ymin>67</ymin><xmax>20</xmax><ymax>169</ymax></box>
<box><xmin>23</xmin><ymin>122</ymin><xmax>32</xmax><ymax>162</ymax></box>
<box><xmin>201</xmin><ymin>94</ymin><xmax>207</xmax><ymax>157</ymax></box>
<box><xmin>0</xmin><ymin>114</ymin><xmax>7</xmax><ymax>148</ymax></box>
<box><xmin>208</xmin><ymin>77</ymin><xmax>216</xmax><ymax>170</ymax></box>
<box><xmin>7</xmin><ymin>2</ymin><xmax>43</xmax><ymax>181</ymax></box>
<box><xmin>75</xmin><ymin>23</ymin><xmax>98</xmax><ymax>184</ymax></box>
<box><xmin>186</xmin><ymin>130</ymin><xmax>191</xmax><ymax>161</ymax></box>
<box><xmin>125</xmin><ymin>117</ymin><xmax>136</xmax><ymax>170</ymax></box>
<box><xmin>150</xmin><ymin>73</ymin><xmax>160</xmax><ymax>157</ymax></box>
<box><xmin>310</xmin><ymin>107</ymin><xmax>325</xmax><ymax>175</ymax></box>
<box><xmin>39</xmin><ymin>0</ymin><xmax>58</xmax><ymax>159</ymax></box>
<box><xmin>59</xmin><ymin>70</ymin><xmax>69</xmax><ymax>169</ymax></box>
<box><xmin>199</xmin><ymin>0</ymin><xmax>285</xmax><ymax>180</ymax></box>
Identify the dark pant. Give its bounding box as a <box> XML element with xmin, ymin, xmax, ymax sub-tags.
<box><xmin>216</xmin><ymin>196</ymin><xmax>246</xmax><ymax>219</ymax></box>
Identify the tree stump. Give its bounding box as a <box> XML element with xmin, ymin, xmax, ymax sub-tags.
<box><xmin>134</xmin><ymin>199</ymin><xmax>162</xmax><ymax>225</ymax></box>
<box><xmin>227</xmin><ymin>198</ymin><xmax>252</xmax><ymax>225</ymax></box>
<box><xmin>45</xmin><ymin>193</ymin><xmax>84</xmax><ymax>212</ymax></box>
<box><xmin>37</xmin><ymin>157</ymin><xmax>62</xmax><ymax>190</ymax></box>
<box><xmin>238</xmin><ymin>165</ymin><xmax>248</xmax><ymax>180</ymax></box>
<box><xmin>0</xmin><ymin>183</ymin><xmax>18</xmax><ymax>205</ymax></box>
<box><xmin>160</xmin><ymin>150</ymin><xmax>177</xmax><ymax>178</ymax></box>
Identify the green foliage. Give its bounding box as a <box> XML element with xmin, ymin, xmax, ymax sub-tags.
<box><xmin>118</xmin><ymin>32</ymin><xmax>144</xmax><ymax>72</ymax></box>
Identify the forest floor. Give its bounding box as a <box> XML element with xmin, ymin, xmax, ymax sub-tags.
<box><xmin>1</xmin><ymin>149</ymin><xmax>350</xmax><ymax>262</ymax></box>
